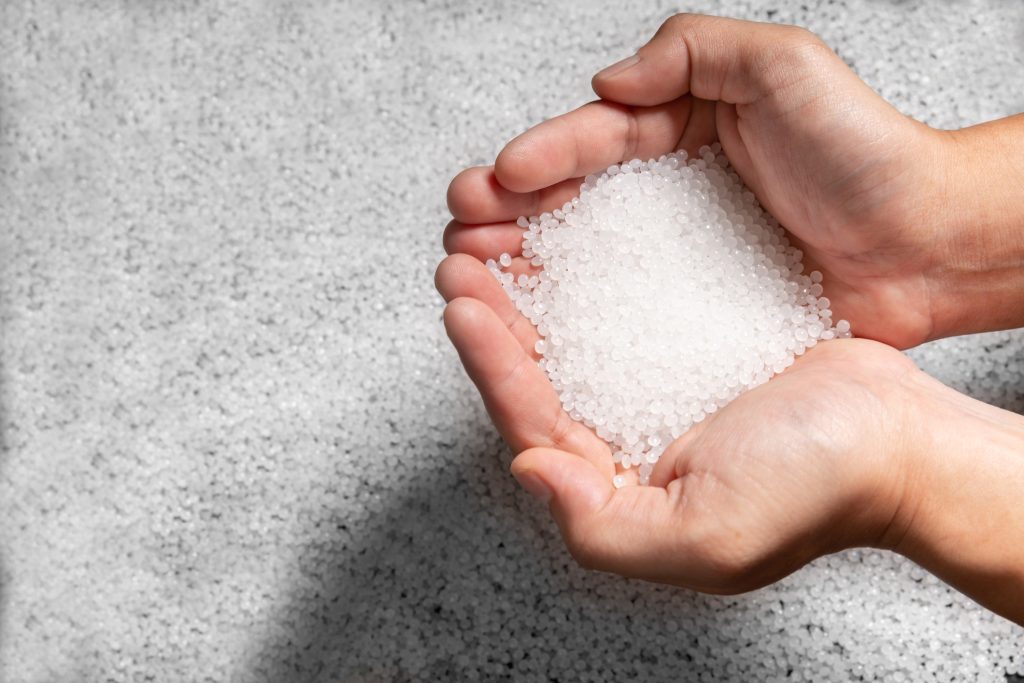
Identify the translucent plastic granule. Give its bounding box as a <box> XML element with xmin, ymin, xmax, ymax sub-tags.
<box><xmin>488</xmin><ymin>145</ymin><xmax>851</xmax><ymax>485</ymax></box>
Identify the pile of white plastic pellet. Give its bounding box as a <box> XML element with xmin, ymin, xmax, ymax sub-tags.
<box><xmin>490</xmin><ymin>146</ymin><xmax>850</xmax><ymax>484</ymax></box>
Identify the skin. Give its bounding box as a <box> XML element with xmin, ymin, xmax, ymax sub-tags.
<box><xmin>437</xmin><ymin>14</ymin><xmax>1024</xmax><ymax>625</ymax></box>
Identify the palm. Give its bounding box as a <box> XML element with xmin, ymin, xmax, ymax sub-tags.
<box><xmin>713</xmin><ymin>86</ymin><xmax>941</xmax><ymax>349</ymax></box>
<box><xmin>438</xmin><ymin>249</ymin><xmax>913</xmax><ymax>590</ymax></box>
<box><xmin>646</xmin><ymin>338</ymin><xmax>914</xmax><ymax>590</ymax></box>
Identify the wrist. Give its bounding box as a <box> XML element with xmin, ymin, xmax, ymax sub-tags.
<box><xmin>813</xmin><ymin>346</ymin><xmax>946</xmax><ymax>557</ymax></box>
<box><xmin>877</xmin><ymin>369</ymin><xmax>1024</xmax><ymax>623</ymax></box>
<box><xmin>921</xmin><ymin>118</ymin><xmax>1024</xmax><ymax>340</ymax></box>
<box><xmin>872</xmin><ymin>369</ymin><xmax>970</xmax><ymax>553</ymax></box>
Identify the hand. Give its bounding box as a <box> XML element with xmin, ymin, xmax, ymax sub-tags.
<box><xmin>436</xmin><ymin>256</ymin><xmax>922</xmax><ymax>590</ymax></box>
<box><xmin>445</xmin><ymin>14</ymin><xmax>1023</xmax><ymax>349</ymax></box>
<box><xmin>438</xmin><ymin>13</ymin><xmax>1024</xmax><ymax>617</ymax></box>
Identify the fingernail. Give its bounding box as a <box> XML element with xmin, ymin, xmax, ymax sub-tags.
<box><xmin>513</xmin><ymin>469</ymin><xmax>552</xmax><ymax>503</ymax></box>
<box><xmin>596</xmin><ymin>54</ymin><xmax>641</xmax><ymax>80</ymax></box>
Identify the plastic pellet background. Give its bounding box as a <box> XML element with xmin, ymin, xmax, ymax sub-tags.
<box><xmin>0</xmin><ymin>1</ymin><xmax>1022</xmax><ymax>681</ymax></box>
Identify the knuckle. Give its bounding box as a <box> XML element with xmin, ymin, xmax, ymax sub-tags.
<box><xmin>506</xmin><ymin>314</ymin><xmax>531</xmax><ymax>346</ymax></box>
<box><xmin>776</xmin><ymin>26</ymin><xmax>832</xmax><ymax>66</ymax></box>
<box><xmin>664</xmin><ymin>12</ymin><xmax>690</xmax><ymax>30</ymax></box>
<box><xmin>663</xmin><ymin>12</ymin><xmax>705</xmax><ymax>38</ymax></box>
<box><xmin>547</xmin><ymin>407</ymin><xmax>575</xmax><ymax>450</ymax></box>
<box><xmin>750</xmin><ymin>27</ymin><xmax>834</xmax><ymax>93</ymax></box>
<box><xmin>780</xmin><ymin>24</ymin><xmax>820</xmax><ymax>46</ymax></box>
<box><xmin>495</xmin><ymin>352</ymin><xmax>532</xmax><ymax>393</ymax></box>
<box><xmin>621</xmin><ymin>109</ymin><xmax>640</xmax><ymax>161</ymax></box>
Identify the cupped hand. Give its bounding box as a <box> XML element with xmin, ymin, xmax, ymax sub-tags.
<box><xmin>446</xmin><ymin>14</ymin><xmax>956</xmax><ymax>349</ymax></box>
<box><xmin>436</xmin><ymin>253</ymin><xmax>924</xmax><ymax>591</ymax></box>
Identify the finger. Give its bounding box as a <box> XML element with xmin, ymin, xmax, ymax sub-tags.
<box><xmin>649</xmin><ymin>419</ymin><xmax>710</xmax><ymax>488</ymax></box>
<box><xmin>513</xmin><ymin>447</ymin><xmax>703</xmax><ymax>585</ymax></box>
<box><xmin>435</xmin><ymin>254</ymin><xmax>540</xmax><ymax>355</ymax></box>
<box><xmin>512</xmin><ymin>447</ymin><xmax>615</xmax><ymax>523</ymax></box>
<box><xmin>443</xmin><ymin>220</ymin><xmax>525</xmax><ymax>260</ymax></box>
<box><xmin>711</xmin><ymin>101</ymin><xmax>760</xmax><ymax>194</ymax></box>
<box><xmin>444</xmin><ymin>297</ymin><xmax>611</xmax><ymax>466</ymax></box>
<box><xmin>592</xmin><ymin>13</ymin><xmax>827</xmax><ymax>107</ymax></box>
<box><xmin>676</xmin><ymin>96</ymin><xmax>718</xmax><ymax>157</ymax></box>
<box><xmin>495</xmin><ymin>97</ymin><xmax>692</xmax><ymax>193</ymax></box>
<box><xmin>447</xmin><ymin>167</ymin><xmax>584</xmax><ymax>224</ymax></box>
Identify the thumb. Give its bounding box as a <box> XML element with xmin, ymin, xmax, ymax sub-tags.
<box><xmin>592</xmin><ymin>13</ymin><xmax>828</xmax><ymax>107</ymax></box>
<box><xmin>511</xmin><ymin>447</ymin><xmax>614</xmax><ymax>523</ymax></box>
<box><xmin>512</xmin><ymin>448</ymin><xmax>701</xmax><ymax>585</ymax></box>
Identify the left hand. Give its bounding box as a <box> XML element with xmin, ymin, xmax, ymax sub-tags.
<box><xmin>436</xmin><ymin>254</ymin><xmax>922</xmax><ymax>591</ymax></box>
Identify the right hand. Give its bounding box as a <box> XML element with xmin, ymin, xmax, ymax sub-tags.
<box><xmin>446</xmin><ymin>14</ymin><xmax>966</xmax><ymax>349</ymax></box>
